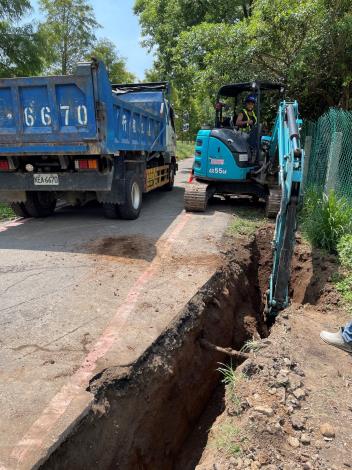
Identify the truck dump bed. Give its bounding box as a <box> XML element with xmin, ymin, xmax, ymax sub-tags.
<box><xmin>0</xmin><ymin>63</ymin><xmax>98</xmax><ymax>155</ymax></box>
<box><xmin>0</xmin><ymin>61</ymin><xmax>168</xmax><ymax>156</ymax></box>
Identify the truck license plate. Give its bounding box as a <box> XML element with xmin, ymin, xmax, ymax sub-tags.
<box><xmin>33</xmin><ymin>174</ymin><xmax>59</xmax><ymax>186</ymax></box>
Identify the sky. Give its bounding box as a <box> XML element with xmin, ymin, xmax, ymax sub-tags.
<box><xmin>28</xmin><ymin>0</ymin><xmax>154</xmax><ymax>80</ymax></box>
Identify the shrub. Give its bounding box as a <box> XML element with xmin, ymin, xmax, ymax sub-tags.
<box><xmin>302</xmin><ymin>188</ymin><xmax>352</xmax><ymax>253</ymax></box>
<box><xmin>337</xmin><ymin>234</ymin><xmax>352</xmax><ymax>270</ymax></box>
<box><xmin>336</xmin><ymin>234</ymin><xmax>352</xmax><ymax>312</ymax></box>
<box><xmin>0</xmin><ymin>203</ymin><xmax>15</xmax><ymax>220</ymax></box>
<box><xmin>176</xmin><ymin>141</ymin><xmax>195</xmax><ymax>160</ymax></box>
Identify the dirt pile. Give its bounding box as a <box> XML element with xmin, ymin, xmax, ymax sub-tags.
<box><xmin>291</xmin><ymin>237</ymin><xmax>340</xmax><ymax>309</ymax></box>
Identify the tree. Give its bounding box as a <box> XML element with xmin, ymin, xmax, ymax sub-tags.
<box><xmin>87</xmin><ymin>38</ymin><xmax>136</xmax><ymax>83</ymax></box>
<box><xmin>0</xmin><ymin>0</ymin><xmax>30</xmax><ymax>18</ymax></box>
<box><xmin>39</xmin><ymin>0</ymin><xmax>100</xmax><ymax>75</ymax></box>
<box><xmin>134</xmin><ymin>0</ymin><xmax>252</xmax><ymax>75</ymax></box>
<box><xmin>135</xmin><ymin>0</ymin><xmax>352</xmax><ymax>128</ymax></box>
<box><xmin>0</xmin><ymin>0</ymin><xmax>44</xmax><ymax>77</ymax></box>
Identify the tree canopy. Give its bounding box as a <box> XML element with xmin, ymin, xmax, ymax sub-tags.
<box><xmin>39</xmin><ymin>0</ymin><xmax>100</xmax><ymax>75</ymax></box>
<box><xmin>87</xmin><ymin>38</ymin><xmax>136</xmax><ymax>84</ymax></box>
<box><xmin>0</xmin><ymin>0</ymin><xmax>44</xmax><ymax>77</ymax></box>
<box><xmin>135</xmin><ymin>0</ymin><xmax>352</xmax><ymax>134</ymax></box>
<box><xmin>0</xmin><ymin>0</ymin><xmax>136</xmax><ymax>83</ymax></box>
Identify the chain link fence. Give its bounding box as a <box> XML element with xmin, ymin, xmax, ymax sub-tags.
<box><xmin>302</xmin><ymin>108</ymin><xmax>352</xmax><ymax>201</ymax></box>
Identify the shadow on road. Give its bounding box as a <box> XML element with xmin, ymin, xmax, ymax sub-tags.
<box><xmin>0</xmin><ymin>186</ymin><xmax>186</xmax><ymax>260</ymax></box>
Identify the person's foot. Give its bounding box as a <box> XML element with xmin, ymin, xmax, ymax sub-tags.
<box><xmin>320</xmin><ymin>328</ymin><xmax>352</xmax><ymax>353</ymax></box>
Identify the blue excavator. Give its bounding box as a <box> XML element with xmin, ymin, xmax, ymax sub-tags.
<box><xmin>184</xmin><ymin>81</ymin><xmax>305</xmax><ymax>316</ymax></box>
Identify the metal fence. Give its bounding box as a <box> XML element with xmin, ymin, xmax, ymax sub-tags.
<box><xmin>302</xmin><ymin>108</ymin><xmax>352</xmax><ymax>201</ymax></box>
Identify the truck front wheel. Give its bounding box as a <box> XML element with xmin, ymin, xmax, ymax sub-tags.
<box><xmin>24</xmin><ymin>192</ymin><xmax>57</xmax><ymax>218</ymax></box>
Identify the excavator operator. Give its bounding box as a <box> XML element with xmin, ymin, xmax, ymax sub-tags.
<box><xmin>236</xmin><ymin>95</ymin><xmax>257</xmax><ymax>132</ymax></box>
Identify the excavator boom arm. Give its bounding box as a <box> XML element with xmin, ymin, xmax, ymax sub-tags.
<box><xmin>266</xmin><ymin>101</ymin><xmax>305</xmax><ymax>316</ymax></box>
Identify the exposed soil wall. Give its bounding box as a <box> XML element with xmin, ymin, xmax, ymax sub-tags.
<box><xmin>176</xmin><ymin>236</ymin><xmax>350</xmax><ymax>470</ymax></box>
<box><xmin>41</xmin><ymin>234</ymin><xmax>271</xmax><ymax>470</ymax></box>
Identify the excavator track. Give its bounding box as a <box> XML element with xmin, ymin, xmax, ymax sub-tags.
<box><xmin>184</xmin><ymin>180</ymin><xmax>210</xmax><ymax>212</ymax></box>
<box><xmin>265</xmin><ymin>188</ymin><xmax>282</xmax><ymax>219</ymax></box>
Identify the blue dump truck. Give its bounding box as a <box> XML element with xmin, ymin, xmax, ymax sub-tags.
<box><xmin>0</xmin><ymin>60</ymin><xmax>177</xmax><ymax>219</ymax></box>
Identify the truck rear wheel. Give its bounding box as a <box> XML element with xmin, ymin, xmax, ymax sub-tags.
<box><xmin>102</xmin><ymin>202</ymin><xmax>120</xmax><ymax>219</ymax></box>
<box><xmin>119</xmin><ymin>174</ymin><xmax>143</xmax><ymax>220</ymax></box>
<box><xmin>24</xmin><ymin>192</ymin><xmax>57</xmax><ymax>218</ymax></box>
<box><xmin>10</xmin><ymin>202</ymin><xmax>29</xmax><ymax>218</ymax></box>
<box><xmin>162</xmin><ymin>164</ymin><xmax>175</xmax><ymax>191</ymax></box>
<box><xmin>103</xmin><ymin>174</ymin><xmax>143</xmax><ymax>220</ymax></box>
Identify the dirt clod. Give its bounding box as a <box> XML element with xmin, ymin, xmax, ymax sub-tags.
<box><xmin>253</xmin><ymin>406</ymin><xmax>274</xmax><ymax>417</ymax></box>
<box><xmin>300</xmin><ymin>433</ymin><xmax>311</xmax><ymax>445</ymax></box>
<box><xmin>320</xmin><ymin>423</ymin><xmax>336</xmax><ymax>438</ymax></box>
<box><xmin>287</xmin><ymin>436</ymin><xmax>300</xmax><ymax>448</ymax></box>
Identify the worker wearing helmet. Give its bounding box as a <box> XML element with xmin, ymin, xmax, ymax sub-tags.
<box><xmin>236</xmin><ymin>95</ymin><xmax>257</xmax><ymax>132</ymax></box>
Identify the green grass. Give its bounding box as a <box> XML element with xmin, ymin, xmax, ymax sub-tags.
<box><xmin>212</xmin><ymin>422</ymin><xmax>242</xmax><ymax>456</ymax></box>
<box><xmin>212</xmin><ymin>364</ymin><xmax>247</xmax><ymax>455</ymax></box>
<box><xmin>334</xmin><ymin>234</ymin><xmax>352</xmax><ymax>312</ymax></box>
<box><xmin>227</xmin><ymin>206</ymin><xmax>266</xmax><ymax>237</ymax></box>
<box><xmin>176</xmin><ymin>140</ymin><xmax>195</xmax><ymax>160</ymax></box>
<box><xmin>338</xmin><ymin>234</ymin><xmax>352</xmax><ymax>270</ymax></box>
<box><xmin>240</xmin><ymin>339</ymin><xmax>262</xmax><ymax>353</ymax></box>
<box><xmin>335</xmin><ymin>274</ymin><xmax>352</xmax><ymax>310</ymax></box>
<box><xmin>0</xmin><ymin>203</ymin><xmax>15</xmax><ymax>221</ymax></box>
<box><xmin>218</xmin><ymin>362</ymin><xmax>246</xmax><ymax>413</ymax></box>
<box><xmin>301</xmin><ymin>188</ymin><xmax>352</xmax><ymax>253</ymax></box>
<box><xmin>300</xmin><ymin>189</ymin><xmax>352</xmax><ymax>311</ymax></box>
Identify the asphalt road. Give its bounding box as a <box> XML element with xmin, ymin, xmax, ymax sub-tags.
<box><xmin>0</xmin><ymin>158</ymin><xmax>232</xmax><ymax>469</ymax></box>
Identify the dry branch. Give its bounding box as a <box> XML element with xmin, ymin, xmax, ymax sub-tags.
<box><xmin>199</xmin><ymin>338</ymin><xmax>250</xmax><ymax>359</ymax></box>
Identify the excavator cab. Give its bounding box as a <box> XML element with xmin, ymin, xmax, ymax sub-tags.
<box><xmin>186</xmin><ymin>80</ymin><xmax>285</xmax><ymax>215</ymax></box>
<box><xmin>214</xmin><ymin>81</ymin><xmax>285</xmax><ymax>167</ymax></box>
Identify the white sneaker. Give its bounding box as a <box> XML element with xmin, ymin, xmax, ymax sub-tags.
<box><xmin>320</xmin><ymin>328</ymin><xmax>352</xmax><ymax>353</ymax></box>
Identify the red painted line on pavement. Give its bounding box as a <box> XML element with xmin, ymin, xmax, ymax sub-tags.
<box><xmin>10</xmin><ymin>211</ymin><xmax>191</xmax><ymax>466</ymax></box>
<box><xmin>0</xmin><ymin>218</ymin><xmax>29</xmax><ymax>233</ymax></box>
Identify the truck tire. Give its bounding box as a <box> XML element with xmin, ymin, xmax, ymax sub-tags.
<box><xmin>24</xmin><ymin>192</ymin><xmax>57</xmax><ymax>218</ymax></box>
<box><xmin>119</xmin><ymin>174</ymin><xmax>143</xmax><ymax>220</ymax></box>
<box><xmin>162</xmin><ymin>164</ymin><xmax>175</xmax><ymax>191</ymax></box>
<box><xmin>102</xmin><ymin>202</ymin><xmax>120</xmax><ymax>219</ymax></box>
<box><xmin>10</xmin><ymin>202</ymin><xmax>29</xmax><ymax>218</ymax></box>
<box><xmin>103</xmin><ymin>174</ymin><xmax>143</xmax><ymax>220</ymax></box>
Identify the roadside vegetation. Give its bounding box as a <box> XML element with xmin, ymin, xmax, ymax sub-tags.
<box><xmin>335</xmin><ymin>234</ymin><xmax>352</xmax><ymax>312</ymax></box>
<box><xmin>227</xmin><ymin>205</ymin><xmax>266</xmax><ymax>238</ymax></box>
<box><xmin>0</xmin><ymin>203</ymin><xmax>14</xmax><ymax>221</ymax></box>
<box><xmin>302</xmin><ymin>189</ymin><xmax>352</xmax><ymax>253</ymax></box>
<box><xmin>135</xmin><ymin>0</ymin><xmax>352</xmax><ymax>137</ymax></box>
<box><xmin>176</xmin><ymin>141</ymin><xmax>194</xmax><ymax>160</ymax></box>
<box><xmin>302</xmin><ymin>188</ymin><xmax>352</xmax><ymax>311</ymax></box>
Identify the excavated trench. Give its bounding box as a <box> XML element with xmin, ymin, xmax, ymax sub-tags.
<box><xmin>41</xmin><ymin>229</ymin><xmax>274</xmax><ymax>470</ymax></box>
